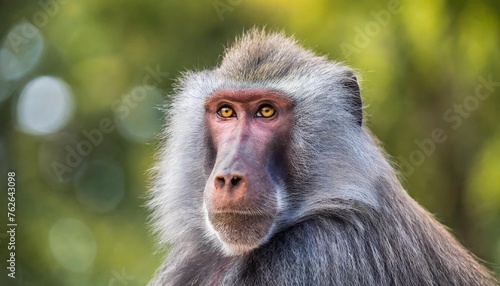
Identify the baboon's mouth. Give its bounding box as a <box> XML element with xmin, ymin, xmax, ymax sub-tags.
<box><xmin>209</xmin><ymin>212</ymin><xmax>274</xmax><ymax>246</ymax></box>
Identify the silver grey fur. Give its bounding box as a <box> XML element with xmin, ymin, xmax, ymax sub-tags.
<box><xmin>148</xmin><ymin>29</ymin><xmax>497</xmax><ymax>285</ymax></box>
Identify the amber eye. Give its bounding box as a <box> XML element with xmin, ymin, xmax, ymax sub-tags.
<box><xmin>217</xmin><ymin>106</ymin><xmax>235</xmax><ymax>118</ymax></box>
<box><xmin>257</xmin><ymin>105</ymin><xmax>276</xmax><ymax>118</ymax></box>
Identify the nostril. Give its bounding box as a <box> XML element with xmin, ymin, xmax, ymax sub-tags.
<box><xmin>214</xmin><ymin>174</ymin><xmax>243</xmax><ymax>191</ymax></box>
<box><xmin>215</xmin><ymin>176</ymin><xmax>225</xmax><ymax>188</ymax></box>
<box><xmin>230</xmin><ymin>176</ymin><xmax>242</xmax><ymax>186</ymax></box>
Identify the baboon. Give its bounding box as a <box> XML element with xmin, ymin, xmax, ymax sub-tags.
<box><xmin>148</xmin><ymin>29</ymin><xmax>497</xmax><ymax>285</ymax></box>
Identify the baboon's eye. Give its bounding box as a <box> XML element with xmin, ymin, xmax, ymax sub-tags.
<box><xmin>256</xmin><ymin>105</ymin><xmax>276</xmax><ymax>118</ymax></box>
<box><xmin>217</xmin><ymin>106</ymin><xmax>236</xmax><ymax>118</ymax></box>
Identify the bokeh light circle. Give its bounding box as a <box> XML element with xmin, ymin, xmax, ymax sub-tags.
<box><xmin>0</xmin><ymin>22</ymin><xmax>44</xmax><ymax>81</ymax></box>
<box><xmin>16</xmin><ymin>76</ymin><xmax>74</xmax><ymax>135</ymax></box>
<box><xmin>49</xmin><ymin>218</ymin><xmax>97</xmax><ymax>273</ymax></box>
<box><xmin>114</xmin><ymin>86</ymin><xmax>164</xmax><ymax>143</ymax></box>
<box><xmin>75</xmin><ymin>160</ymin><xmax>126</xmax><ymax>213</ymax></box>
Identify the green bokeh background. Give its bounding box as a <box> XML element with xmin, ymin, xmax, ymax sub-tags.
<box><xmin>0</xmin><ymin>0</ymin><xmax>499</xmax><ymax>285</ymax></box>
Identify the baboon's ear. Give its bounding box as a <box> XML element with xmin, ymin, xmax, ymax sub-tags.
<box><xmin>341</xmin><ymin>73</ymin><xmax>362</xmax><ymax>126</ymax></box>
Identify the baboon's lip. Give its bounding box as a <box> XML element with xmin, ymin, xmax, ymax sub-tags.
<box><xmin>210</xmin><ymin>210</ymin><xmax>270</xmax><ymax>216</ymax></box>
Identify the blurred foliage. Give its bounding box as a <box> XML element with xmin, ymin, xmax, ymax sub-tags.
<box><xmin>0</xmin><ymin>0</ymin><xmax>499</xmax><ymax>285</ymax></box>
